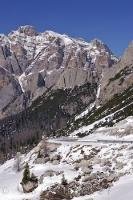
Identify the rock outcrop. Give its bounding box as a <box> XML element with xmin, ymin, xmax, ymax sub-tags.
<box><xmin>21</xmin><ymin>180</ymin><xmax>38</xmax><ymax>193</ymax></box>
<box><xmin>98</xmin><ymin>41</ymin><xmax>133</xmax><ymax>106</ymax></box>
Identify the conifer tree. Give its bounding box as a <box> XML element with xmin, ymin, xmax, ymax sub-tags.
<box><xmin>61</xmin><ymin>174</ymin><xmax>68</xmax><ymax>186</ymax></box>
<box><xmin>22</xmin><ymin>163</ymin><xmax>30</xmax><ymax>184</ymax></box>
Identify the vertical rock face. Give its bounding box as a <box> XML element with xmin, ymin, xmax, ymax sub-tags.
<box><xmin>0</xmin><ymin>66</ymin><xmax>22</xmax><ymax>117</ymax></box>
<box><xmin>0</xmin><ymin>26</ymin><xmax>118</xmax><ymax>117</ymax></box>
<box><xmin>98</xmin><ymin>41</ymin><xmax>133</xmax><ymax>105</ymax></box>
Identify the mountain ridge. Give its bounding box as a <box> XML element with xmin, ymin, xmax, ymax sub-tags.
<box><xmin>0</xmin><ymin>25</ymin><xmax>118</xmax><ymax>118</ymax></box>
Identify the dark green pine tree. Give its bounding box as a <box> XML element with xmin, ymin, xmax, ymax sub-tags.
<box><xmin>22</xmin><ymin>163</ymin><xmax>30</xmax><ymax>184</ymax></box>
<box><xmin>61</xmin><ymin>174</ymin><xmax>68</xmax><ymax>186</ymax></box>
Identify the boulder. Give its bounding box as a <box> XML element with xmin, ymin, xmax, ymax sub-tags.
<box><xmin>116</xmin><ymin>161</ymin><xmax>124</xmax><ymax>170</ymax></box>
<box><xmin>21</xmin><ymin>180</ymin><xmax>38</xmax><ymax>193</ymax></box>
<box><xmin>82</xmin><ymin>176</ymin><xmax>91</xmax><ymax>182</ymax></box>
<box><xmin>82</xmin><ymin>168</ymin><xmax>92</xmax><ymax>174</ymax></box>
<box><xmin>52</xmin><ymin>160</ymin><xmax>60</xmax><ymax>165</ymax></box>
<box><xmin>35</xmin><ymin>157</ymin><xmax>50</xmax><ymax>164</ymax></box>
<box><xmin>50</xmin><ymin>154</ymin><xmax>61</xmax><ymax>162</ymax></box>
<box><xmin>107</xmin><ymin>174</ymin><xmax>116</xmax><ymax>182</ymax></box>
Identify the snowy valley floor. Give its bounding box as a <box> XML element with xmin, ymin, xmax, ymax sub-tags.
<box><xmin>0</xmin><ymin>117</ymin><xmax>133</xmax><ymax>200</ymax></box>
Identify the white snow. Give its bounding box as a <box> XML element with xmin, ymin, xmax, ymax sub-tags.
<box><xmin>18</xmin><ymin>72</ymin><xmax>26</xmax><ymax>93</ymax></box>
<box><xmin>44</xmin><ymin>30</ymin><xmax>73</xmax><ymax>46</ymax></box>
<box><xmin>0</xmin><ymin>143</ymin><xmax>77</xmax><ymax>200</ymax></box>
<box><xmin>75</xmin><ymin>109</ymin><xmax>89</xmax><ymax>120</ymax></box>
<box><xmin>85</xmin><ymin>175</ymin><xmax>133</xmax><ymax>200</ymax></box>
<box><xmin>96</xmin><ymin>84</ymin><xmax>101</xmax><ymax>99</ymax></box>
<box><xmin>75</xmin><ymin>102</ymin><xmax>95</xmax><ymax>120</ymax></box>
<box><xmin>47</xmin><ymin>70</ymin><xmax>54</xmax><ymax>75</ymax></box>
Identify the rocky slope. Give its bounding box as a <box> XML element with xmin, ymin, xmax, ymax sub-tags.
<box><xmin>98</xmin><ymin>42</ymin><xmax>133</xmax><ymax>106</ymax></box>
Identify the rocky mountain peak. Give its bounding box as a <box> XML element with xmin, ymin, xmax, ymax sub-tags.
<box><xmin>121</xmin><ymin>41</ymin><xmax>133</xmax><ymax>65</ymax></box>
<box><xmin>11</xmin><ymin>25</ymin><xmax>39</xmax><ymax>37</ymax></box>
<box><xmin>91</xmin><ymin>38</ymin><xmax>114</xmax><ymax>56</ymax></box>
<box><xmin>0</xmin><ymin>26</ymin><xmax>120</xmax><ymax>118</ymax></box>
<box><xmin>90</xmin><ymin>38</ymin><xmax>103</xmax><ymax>46</ymax></box>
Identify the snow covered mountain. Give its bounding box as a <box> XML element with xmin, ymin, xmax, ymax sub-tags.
<box><xmin>0</xmin><ymin>25</ymin><xmax>117</xmax><ymax>118</ymax></box>
<box><xmin>0</xmin><ymin>25</ymin><xmax>132</xmax><ymax>159</ymax></box>
<box><xmin>0</xmin><ymin>25</ymin><xmax>133</xmax><ymax>200</ymax></box>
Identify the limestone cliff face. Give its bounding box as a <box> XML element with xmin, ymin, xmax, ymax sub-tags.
<box><xmin>98</xmin><ymin>42</ymin><xmax>133</xmax><ymax>106</ymax></box>
<box><xmin>0</xmin><ymin>66</ymin><xmax>22</xmax><ymax>117</ymax></box>
<box><xmin>0</xmin><ymin>25</ymin><xmax>118</xmax><ymax>117</ymax></box>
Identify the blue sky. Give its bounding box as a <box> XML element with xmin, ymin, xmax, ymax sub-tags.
<box><xmin>0</xmin><ymin>0</ymin><xmax>133</xmax><ymax>56</ymax></box>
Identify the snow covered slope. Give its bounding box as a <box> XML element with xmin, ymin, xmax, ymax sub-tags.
<box><xmin>73</xmin><ymin>175</ymin><xmax>133</xmax><ymax>200</ymax></box>
<box><xmin>0</xmin><ymin>116</ymin><xmax>133</xmax><ymax>200</ymax></box>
